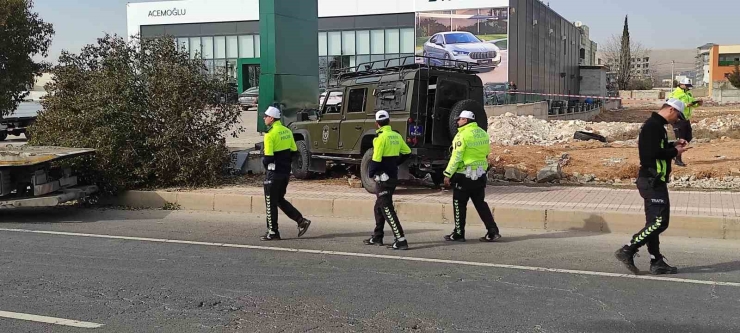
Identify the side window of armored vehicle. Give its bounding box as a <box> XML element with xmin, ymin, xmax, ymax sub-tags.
<box><xmin>435</xmin><ymin>80</ymin><xmax>468</xmax><ymax>110</ymax></box>
<box><xmin>374</xmin><ymin>81</ymin><xmax>408</xmax><ymax>111</ymax></box>
<box><xmin>347</xmin><ymin>88</ymin><xmax>367</xmax><ymax>113</ymax></box>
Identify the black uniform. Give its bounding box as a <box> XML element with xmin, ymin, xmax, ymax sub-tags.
<box><xmin>261</xmin><ymin>121</ymin><xmax>307</xmax><ymax>240</ymax></box>
<box><xmin>365</xmin><ymin>125</ymin><xmax>410</xmax><ymax>248</ymax></box>
<box><xmin>628</xmin><ymin>112</ymin><xmax>679</xmax><ymax>259</ymax></box>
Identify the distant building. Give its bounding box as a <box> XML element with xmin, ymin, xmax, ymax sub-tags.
<box><xmin>598</xmin><ymin>53</ymin><xmax>652</xmax><ymax>83</ymax></box>
<box><xmin>695</xmin><ymin>43</ymin><xmax>714</xmax><ymax>87</ymax></box>
<box><xmin>694</xmin><ymin>44</ymin><xmax>740</xmax><ymax>96</ymax></box>
<box><xmin>576</xmin><ymin>22</ymin><xmax>598</xmax><ymax>66</ymax></box>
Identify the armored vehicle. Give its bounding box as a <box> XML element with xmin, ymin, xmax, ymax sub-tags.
<box><xmin>288</xmin><ymin>56</ymin><xmax>488</xmax><ymax>193</ymax></box>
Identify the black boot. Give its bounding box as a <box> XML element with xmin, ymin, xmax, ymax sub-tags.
<box><xmin>444</xmin><ymin>232</ymin><xmax>466</xmax><ymax>242</ymax></box>
<box><xmin>650</xmin><ymin>257</ymin><xmax>678</xmax><ymax>275</ymax></box>
<box><xmin>363</xmin><ymin>236</ymin><xmax>384</xmax><ymax>246</ymax></box>
<box><xmin>260</xmin><ymin>231</ymin><xmax>281</xmax><ymax>241</ymax></box>
<box><xmin>389</xmin><ymin>239</ymin><xmax>409</xmax><ymax>250</ymax></box>
<box><xmin>297</xmin><ymin>218</ymin><xmax>312</xmax><ymax>237</ymax></box>
<box><xmin>480</xmin><ymin>229</ymin><xmax>502</xmax><ymax>242</ymax></box>
<box><xmin>614</xmin><ymin>246</ymin><xmax>640</xmax><ymax>274</ymax></box>
<box><xmin>675</xmin><ymin>155</ymin><xmax>686</xmax><ymax>167</ymax></box>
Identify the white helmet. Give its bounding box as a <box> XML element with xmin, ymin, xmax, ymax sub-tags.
<box><xmin>679</xmin><ymin>78</ymin><xmax>693</xmax><ymax>87</ymax></box>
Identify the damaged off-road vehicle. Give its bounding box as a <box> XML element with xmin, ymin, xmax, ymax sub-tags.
<box><xmin>288</xmin><ymin>56</ymin><xmax>488</xmax><ymax>193</ymax></box>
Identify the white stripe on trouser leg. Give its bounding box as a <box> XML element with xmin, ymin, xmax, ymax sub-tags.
<box><xmin>265</xmin><ymin>195</ymin><xmax>273</xmax><ymax>233</ymax></box>
<box><xmin>454</xmin><ymin>199</ymin><xmax>461</xmax><ymax>234</ymax></box>
<box><xmin>384</xmin><ymin>207</ymin><xmax>401</xmax><ymax>239</ymax></box>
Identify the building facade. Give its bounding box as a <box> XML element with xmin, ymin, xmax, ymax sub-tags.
<box><xmin>127</xmin><ymin>0</ymin><xmax>586</xmax><ymax>97</ymax></box>
<box><xmin>695</xmin><ymin>43</ymin><xmax>714</xmax><ymax>87</ymax></box>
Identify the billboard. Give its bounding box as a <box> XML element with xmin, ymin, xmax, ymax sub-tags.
<box><xmin>415</xmin><ymin>7</ymin><xmax>509</xmax><ymax>87</ymax></box>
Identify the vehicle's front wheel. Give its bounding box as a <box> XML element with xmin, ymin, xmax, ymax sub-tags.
<box><xmin>360</xmin><ymin>148</ymin><xmax>379</xmax><ymax>194</ymax></box>
<box><xmin>292</xmin><ymin>140</ymin><xmax>311</xmax><ymax>179</ymax></box>
<box><xmin>0</xmin><ymin>131</ymin><xmax>7</xmax><ymax>141</ymax></box>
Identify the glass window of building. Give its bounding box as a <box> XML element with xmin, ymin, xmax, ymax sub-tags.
<box><xmin>226</xmin><ymin>59</ymin><xmax>238</xmax><ymax>79</ymax></box>
<box><xmin>226</xmin><ymin>36</ymin><xmax>238</xmax><ymax>58</ymax></box>
<box><xmin>356</xmin><ymin>30</ymin><xmax>370</xmax><ymax>55</ymax></box>
<box><xmin>238</xmin><ymin>35</ymin><xmax>255</xmax><ymax>58</ymax></box>
<box><xmin>400</xmin><ymin>28</ymin><xmax>414</xmax><ymax>54</ymax></box>
<box><xmin>214</xmin><ymin>36</ymin><xmax>226</xmax><ymax>59</ymax></box>
<box><xmin>328</xmin><ymin>31</ymin><xmax>342</xmax><ymax>56</ymax></box>
<box><xmin>214</xmin><ymin>59</ymin><xmax>227</xmax><ymax>76</ymax></box>
<box><xmin>370</xmin><ymin>30</ymin><xmax>384</xmax><ymax>54</ymax></box>
<box><xmin>201</xmin><ymin>37</ymin><xmax>214</xmax><ymax>59</ymax></box>
<box><xmin>189</xmin><ymin>37</ymin><xmax>200</xmax><ymax>59</ymax></box>
<box><xmin>385</xmin><ymin>29</ymin><xmax>399</xmax><ymax>54</ymax></box>
<box><xmin>318</xmin><ymin>32</ymin><xmax>328</xmax><ymax>56</ymax></box>
<box><xmin>177</xmin><ymin>38</ymin><xmax>189</xmax><ymax>54</ymax></box>
<box><xmin>342</xmin><ymin>31</ymin><xmax>356</xmax><ymax>55</ymax></box>
<box><xmin>255</xmin><ymin>35</ymin><xmax>261</xmax><ymax>57</ymax></box>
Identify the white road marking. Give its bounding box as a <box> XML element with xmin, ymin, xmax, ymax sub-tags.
<box><xmin>2</xmin><ymin>227</ymin><xmax>740</xmax><ymax>288</ymax></box>
<box><xmin>0</xmin><ymin>310</ymin><xmax>103</xmax><ymax>328</ymax></box>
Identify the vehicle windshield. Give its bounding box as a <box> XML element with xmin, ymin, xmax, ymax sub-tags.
<box><xmin>443</xmin><ymin>33</ymin><xmax>481</xmax><ymax>44</ymax></box>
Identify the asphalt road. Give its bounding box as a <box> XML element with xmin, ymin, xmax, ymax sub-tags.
<box><xmin>1</xmin><ymin>208</ymin><xmax>739</xmax><ymax>332</ymax></box>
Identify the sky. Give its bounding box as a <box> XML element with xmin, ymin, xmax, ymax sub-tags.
<box><xmin>31</xmin><ymin>0</ymin><xmax>740</xmax><ymax>63</ymax></box>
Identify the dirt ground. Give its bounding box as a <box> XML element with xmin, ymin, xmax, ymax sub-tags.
<box><xmin>489</xmin><ymin>139</ymin><xmax>740</xmax><ymax>181</ymax></box>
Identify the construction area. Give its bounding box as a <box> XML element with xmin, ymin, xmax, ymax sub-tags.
<box><xmin>484</xmin><ymin>102</ymin><xmax>740</xmax><ymax>190</ymax></box>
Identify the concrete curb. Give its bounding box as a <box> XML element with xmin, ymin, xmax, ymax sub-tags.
<box><xmin>108</xmin><ymin>190</ymin><xmax>740</xmax><ymax>240</ymax></box>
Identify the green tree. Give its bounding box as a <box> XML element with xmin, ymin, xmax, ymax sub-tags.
<box><xmin>618</xmin><ymin>16</ymin><xmax>631</xmax><ymax>90</ymax></box>
<box><xmin>30</xmin><ymin>35</ymin><xmax>243</xmax><ymax>194</ymax></box>
<box><xmin>729</xmin><ymin>64</ymin><xmax>740</xmax><ymax>90</ymax></box>
<box><xmin>0</xmin><ymin>0</ymin><xmax>54</xmax><ymax>116</ymax></box>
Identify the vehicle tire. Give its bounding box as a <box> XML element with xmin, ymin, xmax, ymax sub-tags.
<box><xmin>292</xmin><ymin>140</ymin><xmax>311</xmax><ymax>179</ymax></box>
<box><xmin>573</xmin><ymin>131</ymin><xmax>607</xmax><ymax>143</ymax></box>
<box><xmin>0</xmin><ymin>132</ymin><xmax>7</xmax><ymax>141</ymax></box>
<box><xmin>360</xmin><ymin>148</ymin><xmax>379</xmax><ymax>194</ymax></box>
<box><xmin>448</xmin><ymin>99</ymin><xmax>488</xmax><ymax>139</ymax></box>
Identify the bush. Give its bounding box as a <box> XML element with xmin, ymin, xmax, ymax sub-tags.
<box><xmin>30</xmin><ymin>34</ymin><xmax>243</xmax><ymax>194</ymax></box>
<box><xmin>627</xmin><ymin>78</ymin><xmax>654</xmax><ymax>90</ymax></box>
<box><xmin>729</xmin><ymin>64</ymin><xmax>740</xmax><ymax>90</ymax></box>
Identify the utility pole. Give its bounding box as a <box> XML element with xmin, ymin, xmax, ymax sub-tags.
<box><xmin>671</xmin><ymin>60</ymin><xmax>675</xmax><ymax>87</ymax></box>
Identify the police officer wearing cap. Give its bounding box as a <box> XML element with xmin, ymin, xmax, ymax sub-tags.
<box><xmin>364</xmin><ymin>110</ymin><xmax>411</xmax><ymax>250</ymax></box>
<box><xmin>260</xmin><ymin>106</ymin><xmax>312</xmax><ymax>241</ymax></box>
<box><xmin>669</xmin><ymin>78</ymin><xmax>702</xmax><ymax>166</ymax></box>
<box><xmin>443</xmin><ymin>110</ymin><xmax>501</xmax><ymax>242</ymax></box>
<box><xmin>615</xmin><ymin>98</ymin><xmax>691</xmax><ymax>275</ymax></box>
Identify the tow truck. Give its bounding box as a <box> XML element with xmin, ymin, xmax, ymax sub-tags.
<box><xmin>0</xmin><ymin>146</ymin><xmax>98</xmax><ymax>208</ymax></box>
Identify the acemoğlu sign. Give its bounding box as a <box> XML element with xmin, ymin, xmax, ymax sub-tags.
<box><xmin>148</xmin><ymin>8</ymin><xmax>187</xmax><ymax>17</ymax></box>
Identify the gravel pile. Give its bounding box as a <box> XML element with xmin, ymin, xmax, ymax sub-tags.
<box><xmin>693</xmin><ymin>114</ymin><xmax>740</xmax><ymax>132</ymax></box>
<box><xmin>487</xmin><ymin>113</ymin><xmax>641</xmax><ymax>146</ymax></box>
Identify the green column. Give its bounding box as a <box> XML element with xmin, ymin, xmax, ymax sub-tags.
<box><xmin>257</xmin><ymin>0</ymin><xmax>319</xmax><ymax>132</ymax></box>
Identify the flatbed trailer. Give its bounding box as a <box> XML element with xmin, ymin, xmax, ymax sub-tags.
<box><xmin>0</xmin><ymin>146</ymin><xmax>98</xmax><ymax>208</ymax></box>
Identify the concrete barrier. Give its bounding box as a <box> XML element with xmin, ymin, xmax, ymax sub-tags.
<box><xmin>214</xmin><ymin>194</ymin><xmax>253</xmax><ymax>213</ymax></box>
<box><xmin>176</xmin><ymin>192</ymin><xmax>216</xmax><ymax>211</ymax></box>
<box><xmin>493</xmin><ymin>207</ymin><xmax>546</xmax><ymax>229</ymax></box>
<box><xmin>105</xmin><ymin>191</ymin><xmax>740</xmax><ymax>240</ymax></box>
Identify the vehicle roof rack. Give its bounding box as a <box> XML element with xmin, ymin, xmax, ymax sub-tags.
<box><xmin>332</xmin><ymin>56</ymin><xmax>474</xmax><ymax>81</ymax></box>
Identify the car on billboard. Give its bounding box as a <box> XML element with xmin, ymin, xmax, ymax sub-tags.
<box><xmin>422</xmin><ymin>31</ymin><xmax>501</xmax><ymax>71</ymax></box>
